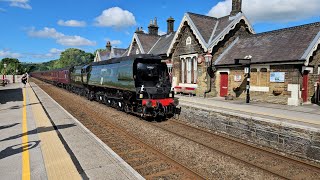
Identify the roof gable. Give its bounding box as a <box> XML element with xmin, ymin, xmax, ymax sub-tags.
<box><xmin>127</xmin><ymin>33</ymin><xmax>160</xmax><ymax>55</ymax></box>
<box><xmin>167</xmin><ymin>12</ymin><xmax>254</xmax><ymax>56</ymax></box>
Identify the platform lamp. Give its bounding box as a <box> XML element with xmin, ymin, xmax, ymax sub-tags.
<box><xmin>204</xmin><ymin>52</ymin><xmax>213</xmax><ymax>98</ymax></box>
<box><xmin>204</xmin><ymin>52</ymin><xmax>212</xmax><ymax>67</ymax></box>
<box><xmin>235</xmin><ymin>55</ymin><xmax>252</xmax><ymax>103</ymax></box>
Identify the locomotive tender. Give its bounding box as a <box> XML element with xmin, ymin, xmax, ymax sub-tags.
<box><xmin>32</xmin><ymin>54</ymin><xmax>180</xmax><ymax>119</ymax></box>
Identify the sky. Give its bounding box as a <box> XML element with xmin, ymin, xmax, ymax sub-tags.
<box><xmin>0</xmin><ymin>0</ymin><xmax>319</xmax><ymax>63</ymax></box>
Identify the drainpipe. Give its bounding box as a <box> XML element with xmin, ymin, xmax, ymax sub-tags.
<box><xmin>204</xmin><ymin>72</ymin><xmax>211</xmax><ymax>98</ymax></box>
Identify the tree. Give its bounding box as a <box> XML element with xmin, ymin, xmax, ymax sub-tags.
<box><xmin>93</xmin><ymin>49</ymin><xmax>105</xmax><ymax>56</ymax></box>
<box><xmin>59</xmin><ymin>48</ymin><xmax>94</xmax><ymax>68</ymax></box>
<box><xmin>1</xmin><ymin>58</ymin><xmax>21</xmax><ymax>75</ymax></box>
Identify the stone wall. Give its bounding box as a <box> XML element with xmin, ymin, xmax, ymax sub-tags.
<box><xmin>179</xmin><ymin>104</ymin><xmax>320</xmax><ymax>163</ymax></box>
<box><xmin>222</xmin><ymin>65</ymin><xmax>303</xmax><ymax>104</ymax></box>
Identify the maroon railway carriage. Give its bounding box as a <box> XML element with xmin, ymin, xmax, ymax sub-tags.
<box><xmin>31</xmin><ymin>67</ymin><xmax>71</xmax><ymax>88</ymax></box>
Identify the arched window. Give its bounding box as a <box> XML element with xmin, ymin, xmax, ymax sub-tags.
<box><xmin>181</xmin><ymin>58</ymin><xmax>185</xmax><ymax>83</ymax></box>
<box><xmin>260</xmin><ymin>68</ymin><xmax>267</xmax><ymax>72</ymax></box>
<box><xmin>260</xmin><ymin>68</ymin><xmax>268</xmax><ymax>86</ymax></box>
<box><xmin>250</xmin><ymin>68</ymin><xmax>258</xmax><ymax>85</ymax></box>
<box><xmin>251</xmin><ymin>68</ymin><xmax>257</xmax><ymax>72</ymax></box>
<box><xmin>186</xmin><ymin>36</ymin><xmax>191</xmax><ymax>45</ymax></box>
<box><xmin>193</xmin><ymin>57</ymin><xmax>197</xmax><ymax>83</ymax></box>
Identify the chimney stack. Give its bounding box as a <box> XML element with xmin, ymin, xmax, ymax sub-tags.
<box><xmin>230</xmin><ymin>0</ymin><xmax>242</xmax><ymax>16</ymax></box>
<box><xmin>135</xmin><ymin>27</ymin><xmax>144</xmax><ymax>34</ymax></box>
<box><xmin>148</xmin><ymin>17</ymin><xmax>159</xmax><ymax>35</ymax></box>
<box><xmin>106</xmin><ymin>41</ymin><xmax>112</xmax><ymax>52</ymax></box>
<box><xmin>167</xmin><ymin>16</ymin><xmax>175</xmax><ymax>34</ymax></box>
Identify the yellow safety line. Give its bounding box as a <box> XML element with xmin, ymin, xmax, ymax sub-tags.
<box><xmin>22</xmin><ymin>87</ymin><xmax>30</xmax><ymax>180</ymax></box>
<box><xmin>27</xmin><ymin>85</ymin><xmax>81</xmax><ymax>180</ymax></box>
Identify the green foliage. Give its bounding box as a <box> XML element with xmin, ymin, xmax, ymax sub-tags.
<box><xmin>59</xmin><ymin>48</ymin><xmax>94</xmax><ymax>67</ymax></box>
<box><xmin>1</xmin><ymin>48</ymin><xmax>95</xmax><ymax>73</ymax></box>
<box><xmin>0</xmin><ymin>58</ymin><xmax>22</xmax><ymax>75</ymax></box>
<box><xmin>93</xmin><ymin>49</ymin><xmax>105</xmax><ymax>57</ymax></box>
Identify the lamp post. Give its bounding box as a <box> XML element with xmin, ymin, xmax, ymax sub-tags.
<box><xmin>235</xmin><ymin>55</ymin><xmax>252</xmax><ymax>103</ymax></box>
<box><xmin>204</xmin><ymin>52</ymin><xmax>213</xmax><ymax>98</ymax></box>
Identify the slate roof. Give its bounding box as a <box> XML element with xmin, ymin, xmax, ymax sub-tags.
<box><xmin>98</xmin><ymin>50</ymin><xmax>111</xmax><ymax>61</ymax></box>
<box><xmin>112</xmin><ymin>48</ymin><xmax>127</xmax><ymax>58</ymax></box>
<box><xmin>97</xmin><ymin>47</ymin><xmax>127</xmax><ymax>61</ymax></box>
<box><xmin>149</xmin><ymin>32</ymin><xmax>176</xmax><ymax>55</ymax></box>
<box><xmin>136</xmin><ymin>33</ymin><xmax>160</xmax><ymax>53</ymax></box>
<box><xmin>215</xmin><ymin>22</ymin><xmax>320</xmax><ymax>66</ymax></box>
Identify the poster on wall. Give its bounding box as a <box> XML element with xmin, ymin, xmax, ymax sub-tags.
<box><xmin>234</xmin><ymin>75</ymin><xmax>241</xmax><ymax>82</ymax></box>
<box><xmin>270</xmin><ymin>72</ymin><xmax>285</xmax><ymax>82</ymax></box>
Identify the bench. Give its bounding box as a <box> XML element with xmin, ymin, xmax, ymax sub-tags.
<box><xmin>174</xmin><ymin>86</ymin><xmax>196</xmax><ymax>96</ymax></box>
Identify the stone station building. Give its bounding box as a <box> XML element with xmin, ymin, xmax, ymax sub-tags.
<box><xmin>94</xmin><ymin>0</ymin><xmax>320</xmax><ymax>105</ymax></box>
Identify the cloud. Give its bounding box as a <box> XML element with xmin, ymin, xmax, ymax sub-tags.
<box><xmin>0</xmin><ymin>8</ymin><xmax>6</xmax><ymax>12</ymax></box>
<box><xmin>2</xmin><ymin>0</ymin><xmax>32</xmax><ymax>9</ymax></box>
<box><xmin>0</xmin><ymin>49</ymin><xmax>21</xmax><ymax>58</ymax></box>
<box><xmin>27</xmin><ymin>27</ymin><xmax>96</xmax><ymax>46</ymax></box>
<box><xmin>158</xmin><ymin>30</ymin><xmax>166</xmax><ymax>36</ymax></box>
<box><xmin>105</xmin><ymin>38</ymin><xmax>122</xmax><ymax>46</ymax></box>
<box><xmin>94</xmin><ymin>7</ymin><xmax>136</xmax><ymax>28</ymax></box>
<box><xmin>28</xmin><ymin>27</ymin><xmax>64</xmax><ymax>38</ymax></box>
<box><xmin>207</xmin><ymin>0</ymin><xmax>320</xmax><ymax>23</ymax></box>
<box><xmin>31</xmin><ymin>48</ymin><xmax>64</xmax><ymax>59</ymax></box>
<box><xmin>57</xmin><ymin>36</ymin><xmax>96</xmax><ymax>46</ymax></box>
<box><xmin>57</xmin><ymin>20</ymin><xmax>86</xmax><ymax>27</ymax></box>
<box><xmin>49</xmin><ymin>48</ymin><xmax>63</xmax><ymax>54</ymax></box>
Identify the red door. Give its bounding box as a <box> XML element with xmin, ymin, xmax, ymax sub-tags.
<box><xmin>302</xmin><ymin>71</ymin><xmax>308</xmax><ymax>102</ymax></box>
<box><xmin>220</xmin><ymin>72</ymin><xmax>228</xmax><ymax>97</ymax></box>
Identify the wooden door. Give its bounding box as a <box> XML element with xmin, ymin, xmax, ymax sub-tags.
<box><xmin>302</xmin><ymin>71</ymin><xmax>308</xmax><ymax>102</ymax></box>
<box><xmin>220</xmin><ymin>72</ymin><xmax>228</xmax><ymax>97</ymax></box>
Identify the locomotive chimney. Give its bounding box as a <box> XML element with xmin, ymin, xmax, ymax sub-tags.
<box><xmin>167</xmin><ymin>16</ymin><xmax>175</xmax><ymax>34</ymax></box>
<box><xmin>106</xmin><ymin>41</ymin><xmax>112</xmax><ymax>52</ymax></box>
<box><xmin>230</xmin><ymin>0</ymin><xmax>242</xmax><ymax>16</ymax></box>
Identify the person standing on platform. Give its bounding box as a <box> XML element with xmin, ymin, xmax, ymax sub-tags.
<box><xmin>21</xmin><ymin>73</ymin><xmax>28</xmax><ymax>87</ymax></box>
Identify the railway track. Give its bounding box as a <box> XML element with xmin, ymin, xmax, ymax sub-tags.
<box><xmin>152</xmin><ymin>119</ymin><xmax>320</xmax><ymax>179</ymax></box>
<box><xmin>32</xmin><ymin>78</ymin><xmax>320</xmax><ymax>179</ymax></box>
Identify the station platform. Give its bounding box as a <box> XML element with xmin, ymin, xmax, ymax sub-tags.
<box><xmin>0</xmin><ymin>82</ymin><xmax>144</xmax><ymax>180</ymax></box>
<box><xmin>177</xmin><ymin>95</ymin><xmax>320</xmax><ymax>129</ymax></box>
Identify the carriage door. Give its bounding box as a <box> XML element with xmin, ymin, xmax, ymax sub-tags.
<box><xmin>302</xmin><ymin>71</ymin><xmax>309</xmax><ymax>102</ymax></box>
<box><xmin>186</xmin><ymin>57</ymin><xmax>192</xmax><ymax>84</ymax></box>
<box><xmin>220</xmin><ymin>72</ymin><xmax>228</xmax><ymax>97</ymax></box>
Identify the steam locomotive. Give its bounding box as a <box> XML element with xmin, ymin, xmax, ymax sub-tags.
<box><xmin>31</xmin><ymin>54</ymin><xmax>180</xmax><ymax>119</ymax></box>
